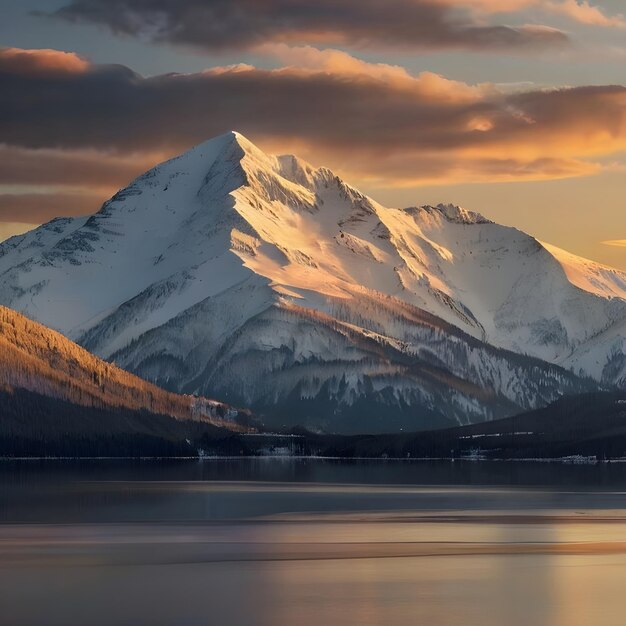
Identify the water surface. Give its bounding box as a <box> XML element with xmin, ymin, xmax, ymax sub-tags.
<box><xmin>2</xmin><ymin>459</ymin><xmax>626</xmax><ymax>626</ymax></box>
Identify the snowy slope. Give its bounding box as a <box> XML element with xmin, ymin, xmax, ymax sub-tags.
<box><xmin>541</xmin><ymin>242</ymin><xmax>626</xmax><ymax>300</ymax></box>
<box><xmin>0</xmin><ymin>131</ymin><xmax>620</xmax><ymax>431</ymax></box>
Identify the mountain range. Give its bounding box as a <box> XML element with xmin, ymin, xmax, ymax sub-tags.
<box><xmin>1</xmin><ymin>131</ymin><xmax>624</xmax><ymax>433</ymax></box>
<box><xmin>2</xmin><ymin>301</ymin><xmax>623</xmax><ymax>459</ymax></box>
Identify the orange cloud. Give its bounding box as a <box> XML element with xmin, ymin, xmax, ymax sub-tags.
<box><xmin>0</xmin><ymin>191</ymin><xmax>105</xmax><ymax>223</ymax></box>
<box><xmin>0</xmin><ymin>222</ymin><xmax>34</xmax><ymax>242</ymax></box>
<box><xmin>0</xmin><ymin>145</ymin><xmax>157</xmax><ymax>190</ymax></box>
<box><xmin>445</xmin><ymin>0</ymin><xmax>626</xmax><ymax>28</ymax></box>
<box><xmin>1</xmin><ymin>47</ymin><xmax>626</xmax><ymax>192</ymax></box>
<box><xmin>339</xmin><ymin>153</ymin><xmax>601</xmax><ymax>187</ymax></box>
<box><xmin>602</xmin><ymin>240</ymin><xmax>626</xmax><ymax>248</ymax></box>
<box><xmin>259</xmin><ymin>44</ymin><xmax>491</xmax><ymax>103</ymax></box>
<box><xmin>0</xmin><ymin>47</ymin><xmax>89</xmax><ymax>75</ymax></box>
<box><xmin>546</xmin><ymin>1</ymin><xmax>626</xmax><ymax>28</ymax></box>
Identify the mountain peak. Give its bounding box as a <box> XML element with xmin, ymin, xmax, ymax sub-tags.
<box><xmin>407</xmin><ymin>203</ymin><xmax>491</xmax><ymax>225</ymax></box>
<box><xmin>275</xmin><ymin>153</ymin><xmax>323</xmax><ymax>188</ymax></box>
<box><xmin>199</xmin><ymin>129</ymin><xmax>248</xmax><ymax>147</ymax></box>
<box><xmin>218</xmin><ymin>129</ymin><xmax>259</xmax><ymax>153</ymax></box>
<box><xmin>434</xmin><ymin>203</ymin><xmax>492</xmax><ymax>224</ymax></box>
<box><xmin>185</xmin><ymin>129</ymin><xmax>266</xmax><ymax>163</ymax></box>
<box><xmin>182</xmin><ymin>132</ymin><xmax>328</xmax><ymax>185</ymax></box>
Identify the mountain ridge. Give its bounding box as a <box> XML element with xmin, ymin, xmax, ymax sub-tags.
<box><xmin>0</xmin><ymin>131</ymin><xmax>623</xmax><ymax>431</ymax></box>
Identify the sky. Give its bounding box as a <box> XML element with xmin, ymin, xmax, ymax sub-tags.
<box><xmin>0</xmin><ymin>0</ymin><xmax>625</xmax><ymax>269</ymax></box>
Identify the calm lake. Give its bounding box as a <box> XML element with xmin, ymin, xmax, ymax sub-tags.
<box><xmin>2</xmin><ymin>458</ymin><xmax>626</xmax><ymax>626</ymax></box>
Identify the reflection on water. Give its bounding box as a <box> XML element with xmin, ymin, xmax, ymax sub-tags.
<box><xmin>2</xmin><ymin>458</ymin><xmax>626</xmax><ymax>626</ymax></box>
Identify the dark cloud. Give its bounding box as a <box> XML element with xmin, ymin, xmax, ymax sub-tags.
<box><xmin>0</xmin><ymin>145</ymin><xmax>148</xmax><ymax>188</ymax></box>
<box><xmin>1</xmin><ymin>47</ymin><xmax>625</xmax><ymax>167</ymax></box>
<box><xmin>48</xmin><ymin>0</ymin><xmax>569</xmax><ymax>52</ymax></box>
<box><xmin>1</xmin><ymin>46</ymin><xmax>625</xmax><ymax>202</ymax></box>
<box><xmin>0</xmin><ymin>192</ymin><xmax>104</xmax><ymax>223</ymax></box>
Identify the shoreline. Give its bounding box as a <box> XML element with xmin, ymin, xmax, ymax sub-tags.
<box><xmin>0</xmin><ymin>454</ymin><xmax>618</xmax><ymax>464</ymax></box>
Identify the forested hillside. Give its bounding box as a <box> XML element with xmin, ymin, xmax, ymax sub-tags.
<box><xmin>0</xmin><ymin>305</ymin><xmax>252</xmax><ymax>430</ymax></box>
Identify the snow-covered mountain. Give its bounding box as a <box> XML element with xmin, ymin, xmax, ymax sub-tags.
<box><xmin>1</xmin><ymin>131</ymin><xmax>621</xmax><ymax>432</ymax></box>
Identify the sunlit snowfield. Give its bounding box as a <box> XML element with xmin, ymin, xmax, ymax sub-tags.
<box><xmin>3</xmin><ymin>459</ymin><xmax>626</xmax><ymax>626</ymax></box>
